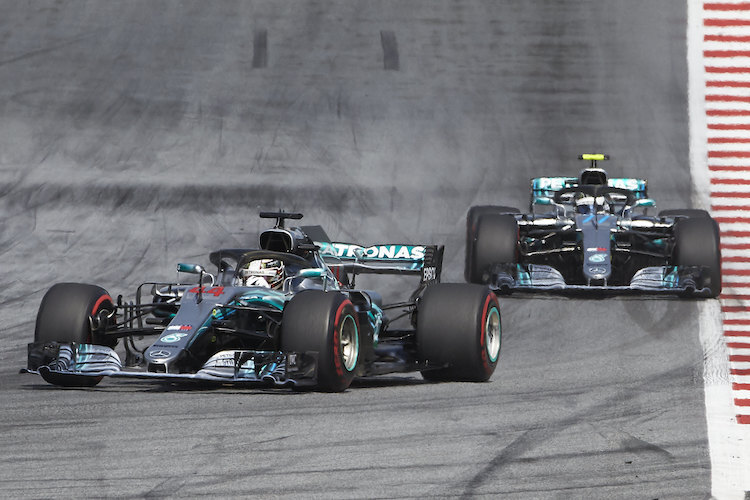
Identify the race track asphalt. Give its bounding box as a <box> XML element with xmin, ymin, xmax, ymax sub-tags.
<box><xmin>0</xmin><ymin>1</ymin><xmax>712</xmax><ymax>498</ymax></box>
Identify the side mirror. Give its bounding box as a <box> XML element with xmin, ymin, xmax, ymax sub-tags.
<box><xmin>633</xmin><ymin>198</ymin><xmax>655</xmax><ymax>208</ymax></box>
<box><xmin>624</xmin><ymin>198</ymin><xmax>655</xmax><ymax>218</ymax></box>
<box><xmin>297</xmin><ymin>268</ymin><xmax>325</xmax><ymax>279</ymax></box>
<box><xmin>177</xmin><ymin>263</ymin><xmax>204</xmax><ymax>274</ymax></box>
<box><xmin>283</xmin><ymin>267</ymin><xmax>329</xmax><ymax>293</ymax></box>
<box><xmin>176</xmin><ymin>263</ymin><xmax>214</xmax><ymax>288</ymax></box>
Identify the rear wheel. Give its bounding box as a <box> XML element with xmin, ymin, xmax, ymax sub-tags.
<box><xmin>673</xmin><ymin>216</ymin><xmax>722</xmax><ymax>297</ymax></box>
<box><xmin>470</xmin><ymin>213</ymin><xmax>518</xmax><ymax>284</ymax></box>
<box><xmin>34</xmin><ymin>283</ymin><xmax>117</xmax><ymax>387</ymax></box>
<box><xmin>282</xmin><ymin>290</ymin><xmax>360</xmax><ymax>392</ymax></box>
<box><xmin>417</xmin><ymin>284</ymin><xmax>501</xmax><ymax>382</ymax></box>
<box><xmin>466</xmin><ymin>205</ymin><xmax>519</xmax><ymax>282</ymax></box>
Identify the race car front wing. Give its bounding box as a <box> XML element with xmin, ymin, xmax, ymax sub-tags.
<box><xmin>25</xmin><ymin>342</ymin><xmax>319</xmax><ymax>388</ymax></box>
<box><xmin>487</xmin><ymin>264</ymin><xmax>713</xmax><ymax>297</ymax></box>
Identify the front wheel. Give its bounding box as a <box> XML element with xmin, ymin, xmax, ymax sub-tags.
<box><xmin>34</xmin><ymin>283</ymin><xmax>117</xmax><ymax>387</ymax></box>
<box><xmin>35</xmin><ymin>283</ymin><xmax>116</xmax><ymax>346</ymax></box>
<box><xmin>465</xmin><ymin>205</ymin><xmax>519</xmax><ymax>282</ymax></box>
<box><xmin>417</xmin><ymin>284</ymin><xmax>501</xmax><ymax>382</ymax></box>
<box><xmin>673</xmin><ymin>216</ymin><xmax>722</xmax><ymax>297</ymax></box>
<box><xmin>281</xmin><ymin>290</ymin><xmax>360</xmax><ymax>392</ymax></box>
<box><xmin>470</xmin><ymin>213</ymin><xmax>519</xmax><ymax>284</ymax></box>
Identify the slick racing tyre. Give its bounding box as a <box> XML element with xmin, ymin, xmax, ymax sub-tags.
<box><xmin>465</xmin><ymin>205</ymin><xmax>519</xmax><ymax>282</ymax></box>
<box><xmin>673</xmin><ymin>216</ymin><xmax>722</xmax><ymax>298</ymax></box>
<box><xmin>35</xmin><ymin>283</ymin><xmax>117</xmax><ymax>346</ymax></box>
<box><xmin>417</xmin><ymin>284</ymin><xmax>501</xmax><ymax>382</ymax></box>
<box><xmin>282</xmin><ymin>290</ymin><xmax>360</xmax><ymax>392</ymax></box>
<box><xmin>34</xmin><ymin>283</ymin><xmax>117</xmax><ymax>387</ymax></box>
<box><xmin>469</xmin><ymin>213</ymin><xmax>518</xmax><ymax>284</ymax></box>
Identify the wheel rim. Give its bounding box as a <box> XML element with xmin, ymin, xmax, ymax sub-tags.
<box><xmin>339</xmin><ymin>314</ymin><xmax>359</xmax><ymax>372</ymax></box>
<box><xmin>485</xmin><ymin>307</ymin><xmax>501</xmax><ymax>363</ymax></box>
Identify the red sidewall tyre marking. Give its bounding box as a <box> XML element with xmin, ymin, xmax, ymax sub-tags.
<box><xmin>332</xmin><ymin>299</ymin><xmax>357</xmax><ymax>379</ymax></box>
<box><xmin>91</xmin><ymin>294</ymin><xmax>113</xmax><ymax>316</ymax></box>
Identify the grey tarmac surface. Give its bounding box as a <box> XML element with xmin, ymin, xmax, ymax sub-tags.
<box><xmin>0</xmin><ymin>1</ymin><xmax>711</xmax><ymax>498</ymax></box>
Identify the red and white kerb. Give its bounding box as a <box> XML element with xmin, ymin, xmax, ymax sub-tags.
<box><xmin>704</xmin><ymin>1</ymin><xmax>750</xmax><ymax>424</ymax></box>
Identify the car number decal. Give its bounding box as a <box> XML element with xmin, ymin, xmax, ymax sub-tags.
<box><xmin>188</xmin><ymin>286</ymin><xmax>225</xmax><ymax>297</ymax></box>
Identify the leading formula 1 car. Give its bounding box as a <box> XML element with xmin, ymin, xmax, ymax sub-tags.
<box><xmin>465</xmin><ymin>154</ymin><xmax>721</xmax><ymax>297</ymax></box>
<box><xmin>26</xmin><ymin>212</ymin><xmax>501</xmax><ymax>391</ymax></box>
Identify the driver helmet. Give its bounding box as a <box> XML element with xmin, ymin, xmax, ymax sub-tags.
<box><xmin>575</xmin><ymin>195</ymin><xmax>609</xmax><ymax>214</ymax></box>
<box><xmin>240</xmin><ymin>259</ymin><xmax>284</xmax><ymax>288</ymax></box>
<box><xmin>575</xmin><ymin>195</ymin><xmax>594</xmax><ymax>214</ymax></box>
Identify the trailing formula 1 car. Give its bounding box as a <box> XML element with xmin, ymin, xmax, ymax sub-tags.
<box><xmin>465</xmin><ymin>154</ymin><xmax>721</xmax><ymax>297</ymax></box>
<box><xmin>26</xmin><ymin>212</ymin><xmax>501</xmax><ymax>391</ymax></box>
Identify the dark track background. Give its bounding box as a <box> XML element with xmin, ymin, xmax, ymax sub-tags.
<box><xmin>0</xmin><ymin>1</ymin><xmax>711</xmax><ymax>498</ymax></box>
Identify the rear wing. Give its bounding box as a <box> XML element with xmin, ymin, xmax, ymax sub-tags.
<box><xmin>301</xmin><ymin>225</ymin><xmax>443</xmax><ymax>284</ymax></box>
<box><xmin>530</xmin><ymin>176</ymin><xmax>648</xmax><ymax>201</ymax></box>
<box><xmin>318</xmin><ymin>242</ymin><xmax>443</xmax><ymax>285</ymax></box>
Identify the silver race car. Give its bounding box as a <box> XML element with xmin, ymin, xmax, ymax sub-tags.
<box><xmin>26</xmin><ymin>212</ymin><xmax>501</xmax><ymax>391</ymax></box>
<box><xmin>466</xmin><ymin>154</ymin><xmax>721</xmax><ymax>297</ymax></box>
